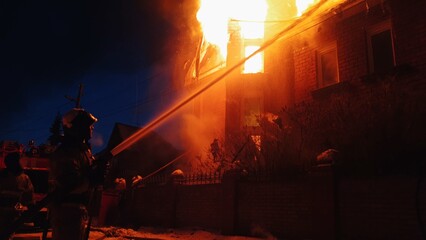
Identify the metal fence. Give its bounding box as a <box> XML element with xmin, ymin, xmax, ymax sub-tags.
<box><xmin>138</xmin><ymin>170</ymin><xmax>224</xmax><ymax>186</ymax></box>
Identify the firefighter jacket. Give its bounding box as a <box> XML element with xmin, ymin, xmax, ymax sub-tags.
<box><xmin>48</xmin><ymin>141</ymin><xmax>94</xmax><ymax>204</ymax></box>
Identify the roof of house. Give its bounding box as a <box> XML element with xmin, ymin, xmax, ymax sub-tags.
<box><xmin>99</xmin><ymin>122</ymin><xmax>183</xmax><ymax>178</ymax></box>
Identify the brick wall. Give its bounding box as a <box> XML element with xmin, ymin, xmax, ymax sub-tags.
<box><xmin>338</xmin><ymin>176</ymin><xmax>426</xmax><ymax>240</ymax></box>
<box><xmin>289</xmin><ymin>0</ymin><xmax>426</xmax><ymax>104</ymax></box>
<box><xmin>132</xmin><ymin>184</ymin><xmax>176</xmax><ymax>227</ymax></box>
<box><xmin>336</xmin><ymin>13</ymin><xmax>368</xmax><ymax>83</ymax></box>
<box><xmin>236</xmin><ymin>181</ymin><xmax>314</xmax><ymax>239</ymax></box>
<box><xmin>127</xmin><ymin>170</ymin><xmax>426</xmax><ymax>240</ymax></box>
<box><xmin>293</xmin><ymin>46</ymin><xmax>317</xmax><ymax>102</ymax></box>
<box><xmin>175</xmin><ymin>184</ymin><xmax>223</xmax><ymax>230</ymax></box>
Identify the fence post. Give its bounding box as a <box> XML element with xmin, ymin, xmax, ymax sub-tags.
<box><xmin>310</xmin><ymin>160</ymin><xmax>339</xmax><ymax>240</ymax></box>
<box><xmin>221</xmin><ymin>169</ymin><xmax>240</xmax><ymax>235</ymax></box>
<box><xmin>167</xmin><ymin>173</ymin><xmax>183</xmax><ymax>228</ymax></box>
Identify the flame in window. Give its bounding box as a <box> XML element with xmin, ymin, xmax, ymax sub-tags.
<box><xmin>197</xmin><ymin>0</ymin><xmax>323</xmax><ymax>73</ymax></box>
<box><xmin>244</xmin><ymin>45</ymin><xmax>263</xmax><ymax>73</ymax></box>
<box><xmin>197</xmin><ymin>0</ymin><xmax>268</xmax><ymax>60</ymax></box>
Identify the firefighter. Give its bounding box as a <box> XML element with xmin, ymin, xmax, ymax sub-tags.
<box><xmin>0</xmin><ymin>151</ymin><xmax>35</xmax><ymax>239</ymax></box>
<box><xmin>47</xmin><ymin>108</ymin><xmax>98</xmax><ymax>240</ymax></box>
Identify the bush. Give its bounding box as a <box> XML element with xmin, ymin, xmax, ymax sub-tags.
<box><xmin>260</xmin><ymin>80</ymin><xmax>426</xmax><ymax>176</ymax></box>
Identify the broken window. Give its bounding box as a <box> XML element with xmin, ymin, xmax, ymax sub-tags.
<box><xmin>367</xmin><ymin>21</ymin><xmax>395</xmax><ymax>74</ymax></box>
<box><xmin>316</xmin><ymin>43</ymin><xmax>339</xmax><ymax>88</ymax></box>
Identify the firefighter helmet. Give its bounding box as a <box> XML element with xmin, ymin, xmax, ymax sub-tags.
<box><xmin>62</xmin><ymin>108</ymin><xmax>98</xmax><ymax>138</ymax></box>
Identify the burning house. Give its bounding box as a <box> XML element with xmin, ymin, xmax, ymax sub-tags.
<box><xmin>175</xmin><ymin>0</ymin><xmax>426</xmax><ymax>173</ymax></box>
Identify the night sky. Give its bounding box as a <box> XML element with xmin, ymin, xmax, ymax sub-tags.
<box><xmin>0</xmin><ymin>0</ymin><xmax>200</xmax><ymax>153</ymax></box>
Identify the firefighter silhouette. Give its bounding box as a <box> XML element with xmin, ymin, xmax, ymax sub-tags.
<box><xmin>48</xmin><ymin>108</ymin><xmax>98</xmax><ymax>240</ymax></box>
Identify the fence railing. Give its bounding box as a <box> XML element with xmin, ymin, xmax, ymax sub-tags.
<box><xmin>137</xmin><ymin>171</ymin><xmax>224</xmax><ymax>186</ymax></box>
<box><xmin>136</xmin><ymin>167</ymin><xmax>308</xmax><ymax>187</ymax></box>
<box><xmin>177</xmin><ymin>171</ymin><xmax>223</xmax><ymax>185</ymax></box>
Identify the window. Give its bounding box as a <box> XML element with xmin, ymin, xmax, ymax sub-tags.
<box><xmin>239</xmin><ymin>17</ymin><xmax>265</xmax><ymax>74</ymax></box>
<box><xmin>243</xmin><ymin>45</ymin><xmax>264</xmax><ymax>74</ymax></box>
<box><xmin>316</xmin><ymin>43</ymin><xmax>339</xmax><ymax>88</ymax></box>
<box><xmin>243</xmin><ymin>96</ymin><xmax>262</xmax><ymax>127</ymax></box>
<box><xmin>367</xmin><ymin>21</ymin><xmax>395</xmax><ymax>74</ymax></box>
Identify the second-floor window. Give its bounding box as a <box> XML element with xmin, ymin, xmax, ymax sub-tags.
<box><xmin>316</xmin><ymin>43</ymin><xmax>339</xmax><ymax>88</ymax></box>
<box><xmin>243</xmin><ymin>43</ymin><xmax>264</xmax><ymax>74</ymax></box>
<box><xmin>367</xmin><ymin>21</ymin><xmax>395</xmax><ymax>74</ymax></box>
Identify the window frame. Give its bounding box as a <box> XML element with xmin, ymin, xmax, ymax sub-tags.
<box><xmin>241</xmin><ymin>92</ymin><xmax>263</xmax><ymax>127</ymax></box>
<box><xmin>316</xmin><ymin>42</ymin><xmax>340</xmax><ymax>88</ymax></box>
<box><xmin>366</xmin><ymin>20</ymin><xmax>396</xmax><ymax>74</ymax></box>
<box><xmin>243</xmin><ymin>45</ymin><xmax>264</xmax><ymax>74</ymax></box>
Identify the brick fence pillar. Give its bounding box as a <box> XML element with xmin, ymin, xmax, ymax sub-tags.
<box><xmin>310</xmin><ymin>163</ymin><xmax>338</xmax><ymax>240</ymax></box>
<box><xmin>221</xmin><ymin>170</ymin><xmax>240</xmax><ymax>235</ymax></box>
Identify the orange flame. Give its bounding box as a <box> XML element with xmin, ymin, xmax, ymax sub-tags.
<box><xmin>197</xmin><ymin>0</ymin><xmax>268</xmax><ymax>60</ymax></box>
<box><xmin>296</xmin><ymin>0</ymin><xmax>319</xmax><ymax>16</ymax></box>
<box><xmin>197</xmin><ymin>0</ymin><xmax>321</xmax><ymax>73</ymax></box>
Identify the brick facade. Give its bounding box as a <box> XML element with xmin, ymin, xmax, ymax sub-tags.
<box><xmin>226</xmin><ymin>0</ymin><xmax>426</xmax><ymax>129</ymax></box>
